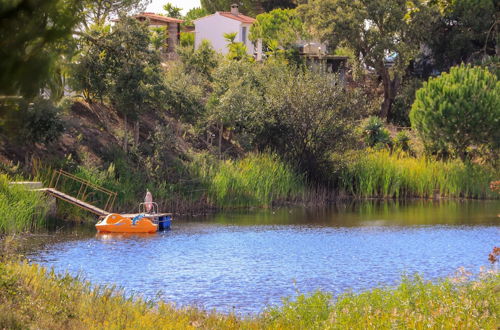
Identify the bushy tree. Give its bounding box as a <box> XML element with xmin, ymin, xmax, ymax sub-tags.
<box><xmin>410</xmin><ymin>65</ymin><xmax>500</xmax><ymax>161</ymax></box>
<box><xmin>250</xmin><ymin>8</ymin><xmax>304</xmax><ymax>50</ymax></box>
<box><xmin>183</xmin><ymin>7</ymin><xmax>208</xmax><ymax>27</ymax></box>
<box><xmin>207</xmin><ymin>61</ymin><xmax>366</xmax><ymax>179</ymax></box>
<box><xmin>107</xmin><ymin>17</ymin><xmax>166</xmax><ymax>150</ymax></box>
<box><xmin>163</xmin><ymin>2</ymin><xmax>182</xmax><ymax>18</ymax></box>
<box><xmin>178</xmin><ymin>40</ymin><xmax>220</xmax><ymax>77</ymax></box>
<box><xmin>299</xmin><ymin>0</ymin><xmax>433</xmax><ymax>121</ymax></box>
<box><xmin>81</xmin><ymin>0</ymin><xmax>147</xmax><ymax>28</ymax></box>
<box><xmin>259</xmin><ymin>68</ymin><xmax>363</xmax><ymax>179</ymax></box>
<box><xmin>71</xmin><ymin>17</ymin><xmax>166</xmax><ymax>151</ymax></box>
<box><xmin>224</xmin><ymin>32</ymin><xmax>253</xmax><ymax>61</ymax></box>
<box><xmin>70</xmin><ymin>26</ymin><xmax>112</xmax><ymax>103</ymax></box>
<box><xmin>426</xmin><ymin>0</ymin><xmax>498</xmax><ymax>72</ymax></box>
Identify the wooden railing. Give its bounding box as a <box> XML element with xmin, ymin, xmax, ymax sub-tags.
<box><xmin>49</xmin><ymin>169</ymin><xmax>118</xmax><ymax>213</ymax></box>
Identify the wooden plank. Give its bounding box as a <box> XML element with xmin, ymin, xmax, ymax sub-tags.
<box><xmin>37</xmin><ymin>188</ymin><xmax>109</xmax><ymax>216</ymax></box>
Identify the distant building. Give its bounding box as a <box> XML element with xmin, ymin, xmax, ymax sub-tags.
<box><xmin>298</xmin><ymin>41</ymin><xmax>348</xmax><ymax>79</ymax></box>
<box><xmin>193</xmin><ymin>4</ymin><xmax>256</xmax><ymax>56</ymax></box>
<box><xmin>124</xmin><ymin>12</ymin><xmax>184</xmax><ymax>54</ymax></box>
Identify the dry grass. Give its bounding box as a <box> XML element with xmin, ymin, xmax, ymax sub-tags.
<box><xmin>0</xmin><ymin>260</ymin><xmax>498</xmax><ymax>329</ymax></box>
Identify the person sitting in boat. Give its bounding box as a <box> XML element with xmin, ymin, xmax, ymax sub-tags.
<box><xmin>145</xmin><ymin>189</ymin><xmax>153</xmax><ymax>213</ymax></box>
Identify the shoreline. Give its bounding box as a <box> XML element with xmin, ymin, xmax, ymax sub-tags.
<box><xmin>0</xmin><ymin>259</ymin><xmax>497</xmax><ymax>328</ymax></box>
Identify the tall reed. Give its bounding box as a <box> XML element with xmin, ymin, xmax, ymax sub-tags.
<box><xmin>340</xmin><ymin>150</ymin><xmax>499</xmax><ymax>199</ymax></box>
<box><xmin>0</xmin><ymin>174</ymin><xmax>50</xmax><ymax>234</ymax></box>
<box><xmin>195</xmin><ymin>153</ymin><xmax>305</xmax><ymax>208</ymax></box>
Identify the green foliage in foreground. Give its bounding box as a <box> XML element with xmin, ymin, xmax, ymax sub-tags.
<box><xmin>340</xmin><ymin>150</ymin><xmax>499</xmax><ymax>199</ymax></box>
<box><xmin>195</xmin><ymin>153</ymin><xmax>305</xmax><ymax>208</ymax></box>
<box><xmin>0</xmin><ymin>175</ymin><xmax>50</xmax><ymax>234</ymax></box>
<box><xmin>0</xmin><ymin>260</ymin><xmax>498</xmax><ymax>329</ymax></box>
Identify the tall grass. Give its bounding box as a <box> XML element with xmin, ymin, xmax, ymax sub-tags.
<box><xmin>32</xmin><ymin>153</ymin><xmax>304</xmax><ymax>216</ymax></box>
<box><xmin>262</xmin><ymin>272</ymin><xmax>499</xmax><ymax>329</ymax></box>
<box><xmin>340</xmin><ymin>150</ymin><xmax>499</xmax><ymax>199</ymax></box>
<box><xmin>0</xmin><ymin>175</ymin><xmax>50</xmax><ymax>234</ymax></box>
<box><xmin>0</xmin><ymin>260</ymin><xmax>498</xmax><ymax>329</ymax></box>
<box><xmin>194</xmin><ymin>153</ymin><xmax>305</xmax><ymax>208</ymax></box>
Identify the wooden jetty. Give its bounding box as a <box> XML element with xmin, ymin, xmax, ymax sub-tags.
<box><xmin>37</xmin><ymin>187</ymin><xmax>110</xmax><ymax>216</ymax></box>
<box><xmin>33</xmin><ymin>169</ymin><xmax>118</xmax><ymax>217</ymax></box>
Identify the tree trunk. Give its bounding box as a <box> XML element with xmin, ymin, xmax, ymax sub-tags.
<box><xmin>218</xmin><ymin>122</ymin><xmax>223</xmax><ymax>159</ymax></box>
<box><xmin>379</xmin><ymin>66</ymin><xmax>400</xmax><ymax>122</ymax></box>
<box><xmin>134</xmin><ymin>120</ymin><xmax>140</xmax><ymax>147</ymax></box>
<box><xmin>123</xmin><ymin>113</ymin><xmax>128</xmax><ymax>153</ymax></box>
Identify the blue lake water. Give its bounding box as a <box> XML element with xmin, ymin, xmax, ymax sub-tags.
<box><xmin>29</xmin><ymin>200</ymin><xmax>500</xmax><ymax>314</ymax></box>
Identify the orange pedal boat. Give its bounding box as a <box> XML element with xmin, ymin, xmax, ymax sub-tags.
<box><xmin>96</xmin><ymin>213</ymin><xmax>158</xmax><ymax>233</ymax></box>
<box><xmin>96</xmin><ymin>203</ymin><xmax>172</xmax><ymax>233</ymax></box>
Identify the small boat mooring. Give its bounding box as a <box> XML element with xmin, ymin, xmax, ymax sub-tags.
<box><xmin>96</xmin><ymin>203</ymin><xmax>172</xmax><ymax>233</ymax></box>
<box><xmin>36</xmin><ymin>169</ymin><xmax>173</xmax><ymax>234</ymax></box>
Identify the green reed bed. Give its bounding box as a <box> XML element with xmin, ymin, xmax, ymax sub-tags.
<box><xmin>0</xmin><ymin>174</ymin><xmax>50</xmax><ymax>234</ymax></box>
<box><xmin>0</xmin><ymin>260</ymin><xmax>498</xmax><ymax>329</ymax></box>
<box><xmin>196</xmin><ymin>153</ymin><xmax>305</xmax><ymax>208</ymax></box>
<box><xmin>340</xmin><ymin>150</ymin><xmax>499</xmax><ymax>199</ymax></box>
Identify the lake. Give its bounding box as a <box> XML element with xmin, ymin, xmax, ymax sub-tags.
<box><xmin>29</xmin><ymin>200</ymin><xmax>499</xmax><ymax>314</ymax></box>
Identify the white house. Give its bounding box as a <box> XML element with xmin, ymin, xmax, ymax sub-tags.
<box><xmin>194</xmin><ymin>4</ymin><xmax>256</xmax><ymax>56</ymax></box>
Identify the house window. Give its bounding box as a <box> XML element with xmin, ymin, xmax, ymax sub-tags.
<box><xmin>241</xmin><ymin>26</ymin><xmax>247</xmax><ymax>44</ymax></box>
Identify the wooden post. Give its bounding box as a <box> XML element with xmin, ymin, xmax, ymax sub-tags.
<box><xmin>49</xmin><ymin>170</ymin><xmax>57</xmax><ymax>188</ymax></box>
<box><xmin>54</xmin><ymin>170</ymin><xmax>62</xmax><ymax>190</ymax></box>
<box><xmin>77</xmin><ymin>182</ymin><xmax>84</xmax><ymax>200</ymax></box>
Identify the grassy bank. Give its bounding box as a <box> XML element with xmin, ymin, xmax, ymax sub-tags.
<box><xmin>0</xmin><ymin>260</ymin><xmax>498</xmax><ymax>329</ymax></box>
<box><xmin>340</xmin><ymin>150</ymin><xmax>499</xmax><ymax>199</ymax></box>
<box><xmin>0</xmin><ymin>175</ymin><xmax>51</xmax><ymax>234</ymax></box>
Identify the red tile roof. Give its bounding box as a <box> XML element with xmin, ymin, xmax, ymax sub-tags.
<box><xmin>134</xmin><ymin>12</ymin><xmax>184</xmax><ymax>24</ymax></box>
<box><xmin>218</xmin><ymin>12</ymin><xmax>256</xmax><ymax>24</ymax></box>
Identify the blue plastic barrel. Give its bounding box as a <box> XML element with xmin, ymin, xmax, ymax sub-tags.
<box><xmin>158</xmin><ymin>216</ymin><xmax>171</xmax><ymax>231</ymax></box>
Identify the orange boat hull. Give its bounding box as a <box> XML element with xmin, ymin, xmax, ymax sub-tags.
<box><xmin>96</xmin><ymin>213</ymin><xmax>158</xmax><ymax>233</ymax></box>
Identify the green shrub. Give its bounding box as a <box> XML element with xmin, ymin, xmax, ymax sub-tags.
<box><xmin>393</xmin><ymin>130</ymin><xmax>412</xmax><ymax>154</ymax></box>
<box><xmin>179</xmin><ymin>32</ymin><xmax>194</xmax><ymax>47</ymax></box>
<box><xmin>362</xmin><ymin>116</ymin><xmax>392</xmax><ymax>148</ymax></box>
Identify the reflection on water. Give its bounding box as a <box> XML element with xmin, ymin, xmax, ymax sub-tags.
<box><xmin>29</xmin><ymin>200</ymin><xmax>499</xmax><ymax>315</ymax></box>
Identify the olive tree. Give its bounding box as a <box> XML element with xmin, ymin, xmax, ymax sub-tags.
<box><xmin>410</xmin><ymin>65</ymin><xmax>500</xmax><ymax>161</ymax></box>
<box><xmin>299</xmin><ymin>0</ymin><xmax>433</xmax><ymax>121</ymax></box>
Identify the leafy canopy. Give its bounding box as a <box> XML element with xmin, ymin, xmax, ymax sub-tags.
<box><xmin>410</xmin><ymin>64</ymin><xmax>500</xmax><ymax>161</ymax></box>
<box><xmin>426</xmin><ymin>0</ymin><xmax>498</xmax><ymax>72</ymax></box>
<box><xmin>163</xmin><ymin>2</ymin><xmax>182</xmax><ymax>18</ymax></box>
<box><xmin>183</xmin><ymin>7</ymin><xmax>209</xmax><ymax>26</ymax></box>
<box><xmin>299</xmin><ymin>0</ymin><xmax>433</xmax><ymax>119</ymax></box>
<box><xmin>250</xmin><ymin>8</ymin><xmax>304</xmax><ymax>49</ymax></box>
<box><xmin>81</xmin><ymin>0</ymin><xmax>148</xmax><ymax>28</ymax></box>
<box><xmin>0</xmin><ymin>0</ymin><xmax>83</xmax><ymax>97</ymax></box>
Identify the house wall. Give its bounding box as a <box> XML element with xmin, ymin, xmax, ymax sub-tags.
<box><xmin>194</xmin><ymin>14</ymin><xmax>254</xmax><ymax>55</ymax></box>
